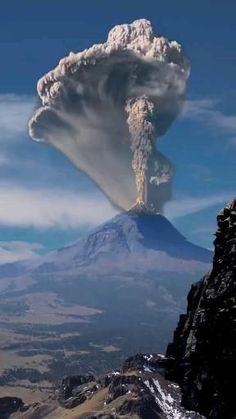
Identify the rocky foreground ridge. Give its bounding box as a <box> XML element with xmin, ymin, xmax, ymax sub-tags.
<box><xmin>8</xmin><ymin>354</ymin><xmax>204</xmax><ymax>419</ymax></box>
<box><xmin>1</xmin><ymin>200</ymin><xmax>235</xmax><ymax>418</ymax></box>
<box><xmin>166</xmin><ymin>198</ymin><xmax>236</xmax><ymax>418</ymax></box>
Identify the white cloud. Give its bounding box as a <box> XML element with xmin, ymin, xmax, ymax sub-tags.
<box><xmin>182</xmin><ymin>98</ymin><xmax>219</xmax><ymax>119</ymax></box>
<box><xmin>0</xmin><ymin>241</ymin><xmax>43</xmax><ymax>265</ymax></box>
<box><xmin>165</xmin><ymin>194</ymin><xmax>233</xmax><ymax>219</ymax></box>
<box><xmin>0</xmin><ymin>182</ymin><xmax>232</xmax><ymax>229</ymax></box>
<box><xmin>0</xmin><ymin>183</ymin><xmax>117</xmax><ymax>229</ymax></box>
<box><xmin>0</xmin><ymin>94</ymin><xmax>35</xmax><ymax>141</ymax></box>
<box><xmin>182</xmin><ymin>98</ymin><xmax>236</xmax><ymax>146</ymax></box>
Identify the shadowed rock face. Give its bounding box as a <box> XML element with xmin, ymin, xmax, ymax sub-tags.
<box><xmin>0</xmin><ymin>397</ymin><xmax>24</xmax><ymax>418</ymax></box>
<box><xmin>166</xmin><ymin>199</ymin><xmax>236</xmax><ymax>418</ymax></box>
<box><xmin>54</xmin><ymin>354</ymin><xmax>203</xmax><ymax>419</ymax></box>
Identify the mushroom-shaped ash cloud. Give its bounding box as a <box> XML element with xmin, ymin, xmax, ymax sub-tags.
<box><xmin>29</xmin><ymin>19</ymin><xmax>190</xmax><ymax>213</ymax></box>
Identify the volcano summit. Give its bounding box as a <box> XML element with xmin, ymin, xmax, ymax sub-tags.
<box><xmin>40</xmin><ymin>211</ymin><xmax>211</xmax><ymax>274</ymax></box>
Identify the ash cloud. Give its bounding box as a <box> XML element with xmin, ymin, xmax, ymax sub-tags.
<box><xmin>29</xmin><ymin>19</ymin><xmax>190</xmax><ymax>213</ymax></box>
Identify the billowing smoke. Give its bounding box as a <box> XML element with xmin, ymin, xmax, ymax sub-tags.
<box><xmin>126</xmin><ymin>96</ymin><xmax>154</xmax><ymax>207</ymax></box>
<box><xmin>29</xmin><ymin>19</ymin><xmax>190</xmax><ymax>213</ymax></box>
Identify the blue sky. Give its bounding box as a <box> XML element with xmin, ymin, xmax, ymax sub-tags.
<box><xmin>0</xmin><ymin>0</ymin><xmax>235</xmax><ymax>263</ymax></box>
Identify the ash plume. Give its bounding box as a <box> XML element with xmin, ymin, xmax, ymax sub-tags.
<box><xmin>29</xmin><ymin>19</ymin><xmax>190</xmax><ymax>213</ymax></box>
<box><xmin>126</xmin><ymin>96</ymin><xmax>154</xmax><ymax>206</ymax></box>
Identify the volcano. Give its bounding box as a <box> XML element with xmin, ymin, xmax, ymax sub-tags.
<box><xmin>38</xmin><ymin>212</ymin><xmax>211</xmax><ymax>274</ymax></box>
<box><xmin>0</xmin><ymin>212</ymin><xmax>212</xmax><ymax>382</ymax></box>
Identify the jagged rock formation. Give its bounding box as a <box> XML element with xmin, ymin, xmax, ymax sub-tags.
<box><xmin>58</xmin><ymin>374</ymin><xmax>97</xmax><ymax>408</ymax></box>
<box><xmin>52</xmin><ymin>354</ymin><xmax>203</xmax><ymax>419</ymax></box>
<box><xmin>166</xmin><ymin>199</ymin><xmax>236</xmax><ymax>418</ymax></box>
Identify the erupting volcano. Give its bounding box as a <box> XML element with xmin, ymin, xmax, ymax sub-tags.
<box><xmin>29</xmin><ymin>19</ymin><xmax>190</xmax><ymax>213</ymax></box>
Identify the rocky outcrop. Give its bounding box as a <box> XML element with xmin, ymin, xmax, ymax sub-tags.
<box><xmin>121</xmin><ymin>353</ymin><xmax>167</xmax><ymax>373</ymax></box>
<box><xmin>0</xmin><ymin>396</ymin><xmax>25</xmax><ymax>418</ymax></box>
<box><xmin>166</xmin><ymin>199</ymin><xmax>236</xmax><ymax>418</ymax></box>
<box><xmin>52</xmin><ymin>355</ymin><xmax>203</xmax><ymax>419</ymax></box>
<box><xmin>58</xmin><ymin>374</ymin><xmax>97</xmax><ymax>408</ymax></box>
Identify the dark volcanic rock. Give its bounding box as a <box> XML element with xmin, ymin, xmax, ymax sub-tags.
<box><xmin>116</xmin><ymin>392</ymin><xmax>162</xmax><ymax>418</ymax></box>
<box><xmin>0</xmin><ymin>396</ymin><xmax>25</xmax><ymax>418</ymax></box>
<box><xmin>106</xmin><ymin>374</ymin><xmax>144</xmax><ymax>404</ymax></box>
<box><xmin>56</xmin><ymin>359</ymin><xmax>203</xmax><ymax>418</ymax></box>
<box><xmin>166</xmin><ymin>199</ymin><xmax>236</xmax><ymax>418</ymax></box>
<box><xmin>106</xmin><ymin>373</ymin><xmax>163</xmax><ymax>418</ymax></box>
<box><xmin>58</xmin><ymin>374</ymin><xmax>96</xmax><ymax>408</ymax></box>
<box><xmin>122</xmin><ymin>353</ymin><xmax>167</xmax><ymax>373</ymax></box>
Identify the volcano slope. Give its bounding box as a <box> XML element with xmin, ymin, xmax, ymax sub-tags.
<box><xmin>0</xmin><ymin>212</ymin><xmax>211</xmax><ymax>395</ymax></box>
